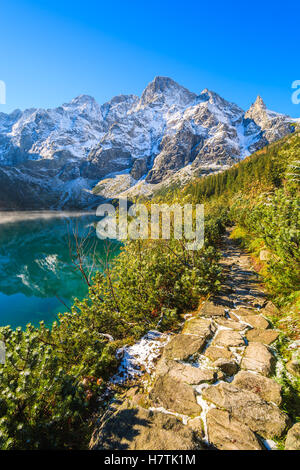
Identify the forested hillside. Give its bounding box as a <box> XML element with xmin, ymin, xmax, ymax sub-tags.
<box><xmin>183</xmin><ymin>129</ymin><xmax>300</xmax><ymax>306</ymax></box>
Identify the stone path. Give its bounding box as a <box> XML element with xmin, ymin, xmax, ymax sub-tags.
<box><xmin>90</xmin><ymin>230</ymin><xmax>295</xmax><ymax>451</ymax></box>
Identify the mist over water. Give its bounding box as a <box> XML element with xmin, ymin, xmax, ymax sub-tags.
<box><xmin>0</xmin><ymin>212</ymin><xmax>119</xmax><ymax>328</ymax></box>
<box><xmin>0</xmin><ymin>211</ymin><xmax>95</xmax><ymax>225</ymax></box>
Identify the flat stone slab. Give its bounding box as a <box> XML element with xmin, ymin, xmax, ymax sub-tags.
<box><xmin>90</xmin><ymin>404</ymin><xmax>203</xmax><ymax>450</ymax></box>
<box><xmin>205</xmin><ymin>346</ymin><xmax>234</xmax><ymax>361</ymax></box>
<box><xmin>232</xmin><ymin>371</ymin><xmax>282</xmax><ymax>405</ymax></box>
<box><xmin>285</xmin><ymin>423</ymin><xmax>300</xmax><ymax>450</ymax></box>
<box><xmin>213</xmin><ymin>330</ymin><xmax>245</xmax><ymax>348</ymax></box>
<box><xmin>202</xmin><ymin>382</ymin><xmax>289</xmax><ymax>439</ymax></box>
<box><xmin>206</xmin><ymin>408</ymin><xmax>264</xmax><ymax>450</ymax></box>
<box><xmin>241</xmin><ymin>342</ymin><xmax>275</xmax><ymax>376</ymax></box>
<box><xmin>157</xmin><ymin>358</ymin><xmax>217</xmax><ymax>385</ymax></box>
<box><xmin>242</xmin><ymin>314</ymin><xmax>270</xmax><ymax>330</ymax></box>
<box><xmin>214</xmin><ymin>318</ymin><xmax>246</xmax><ymax>331</ymax></box>
<box><xmin>232</xmin><ymin>307</ymin><xmax>258</xmax><ymax>316</ymax></box>
<box><xmin>150</xmin><ymin>374</ymin><xmax>202</xmax><ymax>416</ymax></box>
<box><xmin>163</xmin><ymin>334</ymin><xmax>207</xmax><ymax>361</ymax></box>
<box><xmin>198</xmin><ymin>301</ymin><xmax>226</xmax><ymax>317</ymax></box>
<box><xmin>246</xmin><ymin>329</ymin><xmax>279</xmax><ymax>345</ymax></box>
<box><xmin>182</xmin><ymin>317</ymin><xmax>216</xmax><ymax>338</ymax></box>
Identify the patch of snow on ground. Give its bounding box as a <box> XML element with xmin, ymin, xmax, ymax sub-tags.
<box><xmin>195</xmin><ymin>383</ymin><xmax>216</xmax><ymax>444</ymax></box>
<box><xmin>111</xmin><ymin>330</ymin><xmax>170</xmax><ymax>384</ymax></box>
<box><xmin>149</xmin><ymin>406</ymin><xmax>189</xmax><ymax>425</ymax></box>
<box><xmin>263</xmin><ymin>439</ymin><xmax>277</xmax><ymax>450</ymax></box>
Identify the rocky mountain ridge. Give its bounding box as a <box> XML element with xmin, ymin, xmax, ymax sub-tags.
<box><xmin>0</xmin><ymin>77</ymin><xmax>297</xmax><ymax>209</ymax></box>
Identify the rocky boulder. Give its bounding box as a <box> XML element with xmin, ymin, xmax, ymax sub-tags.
<box><xmin>162</xmin><ymin>334</ymin><xmax>208</xmax><ymax>361</ymax></box>
<box><xmin>90</xmin><ymin>403</ymin><xmax>203</xmax><ymax>450</ymax></box>
<box><xmin>286</xmin><ymin>360</ymin><xmax>300</xmax><ymax>377</ymax></box>
<box><xmin>241</xmin><ymin>342</ymin><xmax>276</xmax><ymax>376</ymax></box>
<box><xmin>182</xmin><ymin>317</ymin><xmax>216</xmax><ymax>337</ymax></box>
<box><xmin>231</xmin><ymin>307</ymin><xmax>258</xmax><ymax>317</ymax></box>
<box><xmin>212</xmin><ymin>358</ymin><xmax>239</xmax><ymax>376</ymax></box>
<box><xmin>285</xmin><ymin>423</ymin><xmax>300</xmax><ymax>450</ymax></box>
<box><xmin>246</xmin><ymin>328</ymin><xmax>279</xmax><ymax>345</ymax></box>
<box><xmin>232</xmin><ymin>371</ymin><xmax>282</xmax><ymax>405</ymax></box>
<box><xmin>212</xmin><ymin>330</ymin><xmax>245</xmax><ymax>348</ymax></box>
<box><xmin>206</xmin><ymin>408</ymin><xmax>264</xmax><ymax>450</ymax></box>
<box><xmin>205</xmin><ymin>346</ymin><xmax>234</xmax><ymax>361</ymax></box>
<box><xmin>150</xmin><ymin>374</ymin><xmax>202</xmax><ymax>416</ymax></box>
<box><xmin>187</xmin><ymin>416</ymin><xmax>205</xmax><ymax>438</ymax></box>
<box><xmin>156</xmin><ymin>358</ymin><xmax>217</xmax><ymax>385</ymax></box>
<box><xmin>202</xmin><ymin>382</ymin><xmax>289</xmax><ymax>439</ymax></box>
<box><xmin>263</xmin><ymin>301</ymin><xmax>280</xmax><ymax>316</ymax></box>
<box><xmin>198</xmin><ymin>301</ymin><xmax>226</xmax><ymax>317</ymax></box>
<box><xmin>242</xmin><ymin>314</ymin><xmax>270</xmax><ymax>330</ymax></box>
<box><xmin>214</xmin><ymin>318</ymin><xmax>246</xmax><ymax>331</ymax></box>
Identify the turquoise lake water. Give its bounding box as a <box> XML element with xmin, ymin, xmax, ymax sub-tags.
<box><xmin>0</xmin><ymin>212</ymin><xmax>119</xmax><ymax>329</ymax></box>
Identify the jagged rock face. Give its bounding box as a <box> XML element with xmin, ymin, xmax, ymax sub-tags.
<box><xmin>244</xmin><ymin>95</ymin><xmax>294</xmax><ymax>144</ymax></box>
<box><xmin>0</xmin><ymin>78</ymin><xmax>297</xmax><ymax>208</ymax></box>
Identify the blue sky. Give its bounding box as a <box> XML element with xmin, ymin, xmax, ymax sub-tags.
<box><xmin>1</xmin><ymin>0</ymin><xmax>299</xmax><ymax>116</ymax></box>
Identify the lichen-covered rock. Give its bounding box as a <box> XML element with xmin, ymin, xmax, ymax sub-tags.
<box><xmin>90</xmin><ymin>404</ymin><xmax>203</xmax><ymax>450</ymax></box>
<box><xmin>206</xmin><ymin>408</ymin><xmax>264</xmax><ymax>450</ymax></box>
<box><xmin>241</xmin><ymin>342</ymin><xmax>275</xmax><ymax>376</ymax></box>
<box><xmin>202</xmin><ymin>382</ymin><xmax>289</xmax><ymax>439</ymax></box>
<box><xmin>150</xmin><ymin>374</ymin><xmax>202</xmax><ymax>416</ymax></box>
<box><xmin>232</xmin><ymin>371</ymin><xmax>282</xmax><ymax>405</ymax></box>
<box><xmin>246</xmin><ymin>328</ymin><xmax>279</xmax><ymax>345</ymax></box>
<box><xmin>285</xmin><ymin>423</ymin><xmax>300</xmax><ymax>450</ymax></box>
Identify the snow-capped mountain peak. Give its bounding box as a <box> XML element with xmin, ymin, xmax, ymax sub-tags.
<box><xmin>253</xmin><ymin>95</ymin><xmax>267</xmax><ymax>109</ymax></box>
<box><xmin>0</xmin><ymin>77</ymin><xmax>297</xmax><ymax>209</ymax></box>
<box><xmin>138</xmin><ymin>76</ymin><xmax>197</xmax><ymax>109</ymax></box>
<box><xmin>244</xmin><ymin>95</ymin><xmax>292</xmax><ymax>144</ymax></box>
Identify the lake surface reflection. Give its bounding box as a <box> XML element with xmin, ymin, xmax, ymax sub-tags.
<box><xmin>0</xmin><ymin>212</ymin><xmax>119</xmax><ymax>328</ymax></box>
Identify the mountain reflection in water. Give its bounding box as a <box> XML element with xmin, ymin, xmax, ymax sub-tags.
<box><xmin>0</xmin><ymin>212</ymin><xmax>119</xmax><ymax>328</ymax></box>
